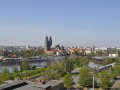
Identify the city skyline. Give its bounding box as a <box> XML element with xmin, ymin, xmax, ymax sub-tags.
<box><xmin>0</xmin><ymin>0</ymin><xmax>120</xmax><ymax>47</ymax></box>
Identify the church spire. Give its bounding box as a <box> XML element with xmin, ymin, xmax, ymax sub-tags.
<box><xmin>49</xmin><ymin>36</ymin><xmax>52</xmax><ymax>46</ymax></box>
<box><xmin>45</xmin><ymin>36</ymin><xmax>52</xmax><ymax>51</ymax></box>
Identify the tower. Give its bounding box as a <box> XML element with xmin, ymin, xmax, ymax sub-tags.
<box><xmin>45</xmin><ymin>36</ymin><xmax>49</xmax><ymax>50</ymax></box>
<box><xmin>45</xmin><ymin>36</ymin><xmax>52</xmax><ymax>51</ymax></box>
<box><xmin>49</xmin><ymin>36</ymin><xmax>52</xmax><ymax>46</ymax></box>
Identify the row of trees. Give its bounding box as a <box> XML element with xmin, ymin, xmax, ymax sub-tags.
<box><xmin>0</xmin><ymin>69</ymin><xmax>14</xmax><ymax>84</ymax></box>
<box><xmin>4</xmin><ymin>49</ymin><xmax>44</xmax><ymax>58</ymax></box>
<box><xmin>0</xmin><ymin>67</ymin><xmax>45</xmax><ymax>85</ymax></box>
<box><xmin>63</xmin><ymin>68</ymin><xmax>110</xmax><ymax>89</ymax></box>
<box><xmin>69</xmin><ymin>53</ymin><xmax>120</xmax><ymax>66</ymax></box>
<box><xmin>63</xmin><ymin>67</ymin><xmax>92</xmax><ymax>89</ymax></box>
<box><xmin>0</xmin><ymin>58</ymin><xmax>45</xmax><ymax>85</ymax></box>
<box><xmin>14</xmin><ymin>49</ymin><xmax>44</xmax><ymax>58</ymax></box>
<box><xmin>67</xmin><ymin>54</ymin><xmax>120</xmax><ymax>68</ymax></box>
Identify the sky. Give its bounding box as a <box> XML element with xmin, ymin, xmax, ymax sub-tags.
<box><xmin>0</xmin><ymin>0</ymin><xmax>120</xmax><ymax>47</ymax></box>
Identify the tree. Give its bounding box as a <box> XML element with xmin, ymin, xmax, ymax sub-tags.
<box><xmin>50</xmin><ymin>72</ymin><xmax>61</xmax><ymax>79</ymax></box>
<box><xmin>44</xmin><ymin>62</ymin><xmax>63</xmax><ymax>79</ymax></box>
<box><xmin>113</xmin><ymin>65</ymin><xmax>120</xmax><ymax>74</ymax></box>
<box><xmin>63</xmin><ymin>73</ymin><xmax>73</xmax><ymax>88</ymax></box>
<box><xmin>69</xmin><ymin>54</ymin><xmax>78</xmax><ymax>60</ymax></box>
<box><xmin>110</xmin><ymin>71</ymin><xmax>119</xmax><ymax>79</ymax></box>
<box><xmin>26</xmin><ymin>71</ymin><xmax>32</xmax><ymax>79</ymax></box>
<box><xmin>21</xmin><ymin>59</ymin><xmax>30</xmax><ymax>71</ymax></box>
<box><xmin>96</xmin><ymin>50</ymin><xmax>103</xmax><ymax>56</ymax></box>
<box><xmin>60</xmin><ymin>60</ymin><xmax>66</xmax><ymax>72</ymax></box>
<box><xmin>1</xmin><ymin>69</ymin><xmax>14</xmax><ymax>81</ymax></box>
<box><xmin>14</xmin><ymin>73</ymin><xmax>20</xmax><ymax>78</ymax></box>
<box><xmin>99</xmin><ymin>71</ymin><xmax>110</xmax><ymax>89</ymax></box>
<box><xmin>103</xmin><ymin>58</ymin><xmax>113</xmax><ymax>65</ymax></box>
<box><xmin>3</xmin><ymin>51</ymin><xmax>11</xmax><ymax>58</ymax></box>
<box><xmin>64</xmin><ymin>59</ymin><xmax>74</xmax><ymax>72</ymax></box>
<box><xmin>74</xmin><ymin>58</ymin><xmax>83</xmax><ymax>67</ymax></box>
<box><xmin>0</xmin><ymin>78</ymin><xmax>3</xmax><ymax>85</ymax></box>
<box><xmin>20</xmin><ymin>71</ymin><xmax>28</xmax><ymax>79</ymax></box>
<box><xmin>31</xmin><ymin>66</ymin><xmax>36</xmax><ymax>70</ymax></box>
<box><xmin>79</xmin><ymin>57</ymin><xmax>90</xmax><ymax>66</ymax></box>
<box><xmin>79</xmin><ymin>67</ymin><xmax>92</xmax><ymax>87</ymax></box>
<box><xmin>13</xmin><ymin>65</ymin><xmax>19</xmax><ymax>72</ymax></box>
<box><xmin>2</xmin><ymin>68</ymin><xmax>9</xmax><ymax>74</ymax></box>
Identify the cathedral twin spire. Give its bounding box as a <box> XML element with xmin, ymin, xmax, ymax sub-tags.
<box><xmin>45</xmin><ymin>36</ymin><xmax>52</xmax><ymax>50</ymax></box>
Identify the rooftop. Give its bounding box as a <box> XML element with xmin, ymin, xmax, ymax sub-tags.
<box><xmin>111</xmin><ymin>76</ymin><xmax>120</xmax><ymax>89</ymax></box>
<box><xmin>13</xmin><ymin>84</ymin><xmax>40</xmax><ymax>90</ymax></box>
<box><xmin>88</xmin><ymin>61</ymin><xmax>116</xmax><ymax>71</ymax></box>
<box><xmin>28</xmin><ymin>80</ymin><xmax>63</xmax><ymax>88</ymax></box>
<box><xmin>88</xmin><ymin>62</ymin><xmax>99</xmax><ymax>69</ymax></box>
<box><xmin>0</xmin><ymin>80</ymin><xmax>26</xmax><ymax>90</ymax></box>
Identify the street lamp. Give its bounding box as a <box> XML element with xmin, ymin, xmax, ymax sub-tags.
<box><xmin>93</xmin><ymin>76</ymin><xmax>95</xmax><ymax>90</ymax></box>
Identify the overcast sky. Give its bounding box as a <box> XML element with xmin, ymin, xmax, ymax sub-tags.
<box><xmin>0</xmin><ymin>0</ymin><xmax>120</xmax><ymax>47</ymax></box>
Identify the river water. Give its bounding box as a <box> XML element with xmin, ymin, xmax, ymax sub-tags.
<box><xmin>0</xmin><ymin>62</ymin><xmax>47</xmax><ymax>73</ymax></box>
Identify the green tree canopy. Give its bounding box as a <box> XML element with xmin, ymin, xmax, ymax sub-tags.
<box><xmin>79</xmin><ymin>67</ymin><xmax>92</xmax><ymax>87</ymax></box>
<box><xmin>113</xmin><ymin>65</ymin><xmax>120</xmax><ymax>74</ymax></box>
<box><xmin>21</xmin><ymin>59</ymin><xmax>30</xmax><ymax>71</ymax></box>
<box><xmin>2</xmin><ymin>68</ymin><xmax>9</xmax><ymax>74</ymax></box>
<box><xmin>110</xmin><ymin>71</ymin><xmax>119</xmax><ymax>79</ymax></box>
<box><xmin>103</xmin><ymin>58</ymin><xmax>113</xmax><ymax>65</ymax></box>
<box><xmin>13</xmin><ymin>65</ymin><xmax>19</xmax><ymax>72</ymax></box>
<box><xmin>99</xmin><ymin>71</ymin><xmax>110</xmax><ymax>89</ymax></box>
<box><xmin>64</xmin><ymin>59</ymin><xmax>74</xmax><ymax>72</ymax></box>
<box><xmin>63</xmin><ymin>73</ymin><xmax>73</xmax><ymax>88</ymax></box>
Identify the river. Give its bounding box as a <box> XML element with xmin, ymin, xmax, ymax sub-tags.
<box><xmin>0</xmin><ymin>62</ymin><xmax>47</xmax><ymax>73</ymax></box>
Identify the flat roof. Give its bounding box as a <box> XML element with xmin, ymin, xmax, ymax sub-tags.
<box><xmin>0</xmin><ymin>80</ymin><xmax>26</xmax><ymax>90</ymax></box>
<box><xmin>27</xmin><ymin>80</ymin><xmax>63</xmax><ymax>88</ymax></box>
<box><xmin>47</xmin><ymin>80</ymin><xmax>63</xmax><ymax>87</ymax></box>
<box><xmin>13</xmin><ymin>84</ymin><xmax>39</xmax><ymax>90</ymax></box>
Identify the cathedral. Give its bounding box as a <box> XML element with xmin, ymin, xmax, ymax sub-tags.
<box><xmin>45</xmin><ymin>36</ymin><xmax>52</xmax><ymax>51</ymax></box>
<box><xmin>44</xmin><ymin>36</ymin><xmax>65</xmax><ymax>55</ymax></box>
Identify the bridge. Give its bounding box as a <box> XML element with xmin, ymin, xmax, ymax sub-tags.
<box><xmin>0</xmin><ymin>58</ymin><xmax>55</xmax><ymax>66</ymax></box>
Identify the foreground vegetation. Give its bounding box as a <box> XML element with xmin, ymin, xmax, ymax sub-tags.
<box><xmin>0</xmin><ymin>68</ymin><xmax>45</xmax><ymax>84</ymax></box>
<box><xmin>1</xmin><ymin>55</ymin><xmax>120</xmax><ymax>89</ymax></box>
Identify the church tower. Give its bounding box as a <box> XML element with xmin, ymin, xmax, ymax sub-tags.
<box><xmin>49</xmin><ymin>36</ymin><xmax>52</xmax><ymax>47</ymax></box>
<box><xmin>45</xmin><ymin>36</ymin><xmax>52</xmax><ymax>51</ymax></box>
<box><xmin>45</xmin><ymin>36</ymin><xmax>48</xmax><ymax>50</ymax></box>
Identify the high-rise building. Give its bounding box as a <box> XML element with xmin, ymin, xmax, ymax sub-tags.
<box><xmin>45</xmin><ymin>36</ymin><xmax>52</xmax><ymax>51</ymax></box>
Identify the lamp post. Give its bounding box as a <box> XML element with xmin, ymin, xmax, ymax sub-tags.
<box><xmin>93</xmin><ymin>76</ymin><xmax>95</xmax><ymax>90</ymax></box>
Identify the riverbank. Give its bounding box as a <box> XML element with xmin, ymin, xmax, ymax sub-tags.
<box><xmin>0</xmin><ymin>67</ymin><xmax>45</xmax><ymax>85</ymax></box>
